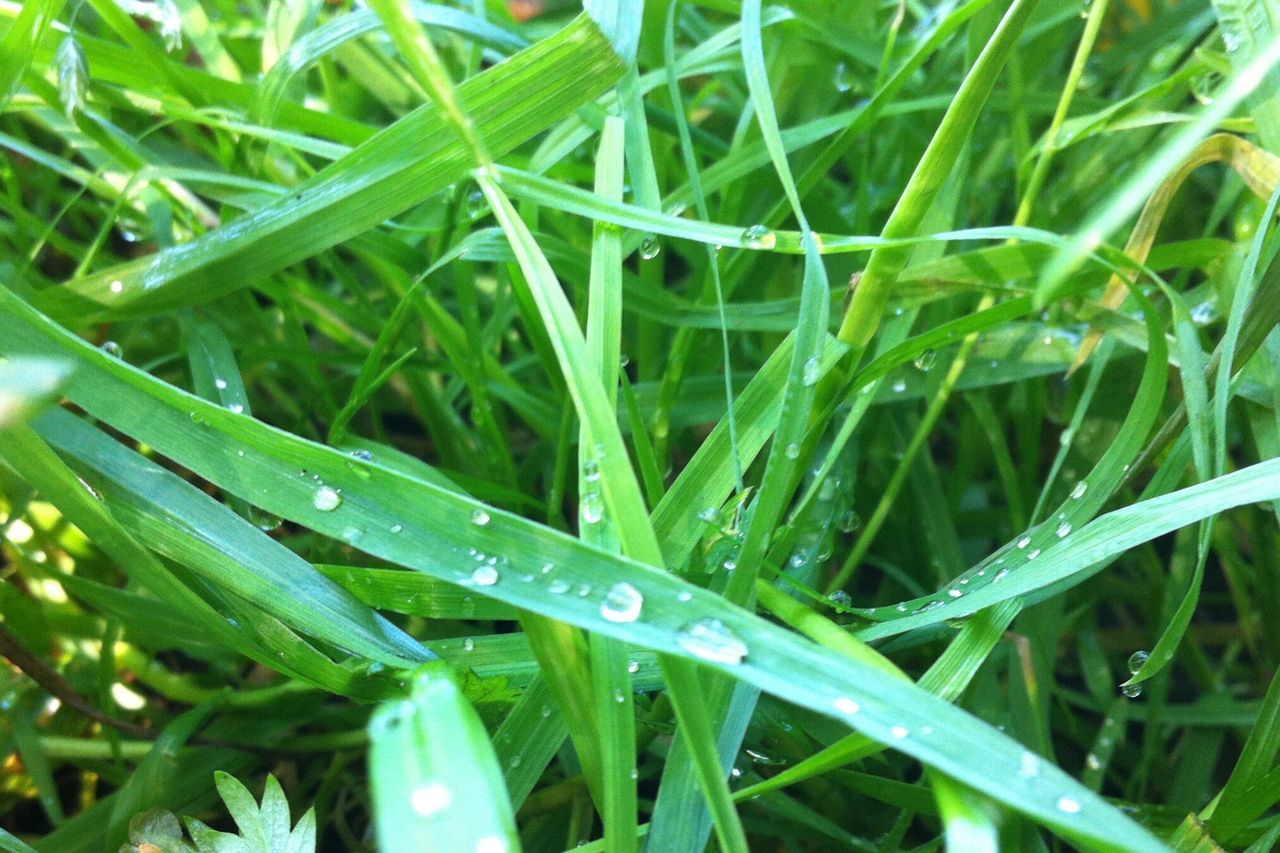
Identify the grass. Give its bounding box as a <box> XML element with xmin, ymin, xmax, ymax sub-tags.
<box><xmin>2</xmin><ymin>0</ymin><xmax>1280</xmax><ymax>850</ymax></box>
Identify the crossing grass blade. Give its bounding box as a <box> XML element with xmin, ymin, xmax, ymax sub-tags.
<box><xmin>1</xmin><ymin>263</ymin><xmax>1168</xmax><ymax>851</ymax></box>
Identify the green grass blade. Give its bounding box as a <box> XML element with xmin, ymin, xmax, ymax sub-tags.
<box><xmin>368</xmin><ymin>664</ymin><xmax>520</xmax><ymax>852</ymax></box>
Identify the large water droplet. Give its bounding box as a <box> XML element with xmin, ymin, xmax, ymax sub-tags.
<box><xmin>582</xmin><ymin>459</ymin><xmax>601</xmax><ymax>482</ymax></box>
<box><xmin>639</xmin><ymin>235</ymin><xmax>661</xmax><ymax>260</ymax></box>
<box><xmin>914</xmin><ymin>349</ymin><xmax>936</xmax><ymax>371</ymax></box>
<box><xmin>1070</xmin><ymin>481</ymin><xmax>1088</xmax><ymax>500</ymax></box>
<box><xmin>1121</xmin><ymin>682</ymin><xmax>1143</xmax><ymax>698</ymax></box>
<box><xmin>472</xmin><ymin>564</ymin><xmax>499</xmax><ymax>586</ymax></box>
<box><xmin>1056</xmin><ymin>521</ymin><xmax>1072</xmax><ymax>538</ymax></box>
<box><xmin>1016</xmin><ymin>535</ymin><xmax>1031</xmax><ymax>549</ymax></box>
<box><xmin>741</xmin><ymin>224</ymin><xmax>776</xmax><ymax>250</ymax></box>
<box><xmin>1127</xmin><ymin>650</ymin><xmax>1148</xmax><ymax>674</ymax></box>
<box><xmin>833</xmin><ymin>61</ymin><xmax>855</xmax><ymax>93</ymax></box>
<box><xmin>313</xmin><ymin>486</ymin><xmax>342</xmax><ymax>511</ymax></box>
<box><xmin>581</xmin><ymin>492</ymin><xmax>604</xmax><ymax>524</ymax></box>
<box><xmin>676</xmin><ymin>618</ymin><xmax>748</xmax><ymax>665</ymax></box>
<box><xmin>600</xmin><ymin>582</ymin><xmax>644</xmax><ymax>623</ymax></box>
<box><xmin>100</xmin><ymin>340</ymin><xmax>123</xmax><ymax>358</ymax></box>
<box><xmin>471</xmin><ymin>508</ymin><xmax>491</xmax><ymax>526</ymax></box>
<box><xmin>829</xmin><ymin>589</ymin><xmax>852</xmax><ymax>608</ymax></box>
<box><xmin>802</xmin><ymin>356</ymin><xmax>821</xmax><ymax>386</ymax></box>
<box><xmin>784</xmin><ymin>442</ymin><xmax>801</xmax><ymax>460</ymax></box>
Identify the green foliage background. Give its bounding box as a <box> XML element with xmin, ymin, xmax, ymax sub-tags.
<box><xmin>2</xmin><ymin>0</ymin><xmax>1280</xmax><ymax>850</ymax></box>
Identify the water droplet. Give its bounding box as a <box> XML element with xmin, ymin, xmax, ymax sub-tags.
<box><xmin>466</xmin><ymin>188</ymin><xmax>486</xmax><ymax>218</ymax></box>
<box><xmin>349</xmin><ymin>448</ymin><xmax>374</xmax><ymax>462</ymax></box>
<box><xmin>227</xmin><ymin>403</ymin><xmax>244</xmax><ymax>414</ymax></box>
<box><xmin>914</xmin><ymin>349</ymin><xmax>936</xmax><ymax>371</ymax></box>
<box><xmin>548</xmin><ymin>579</ymin><xmax>571</xmax><ymax>594</ymax></box>
<box><xmin>890</xmin><ymin>726</ymin><xmax>909</xmax><ymax>739</ymax></box>
<box><xmin>1121</xmin><ymin>682</ymin><xmax>1143</xmax><ymax>698</ymax></box>
<box><xmin>741</xmin><ymin>224</ymin><xmax>776</xmax><ymax>250</ymax></box>
<box><xmin>677</xmin><ymin>591</ymin><xmax>693</xmax><ymax>603</ymax></box>
<box><xmin>109</xmin><ymin>279</ymin><xmax>124</xmax><ymax>294</ymax></box>
<box><xmin>639</xmin><ymin>235</ymin><xmax>661</xmax><ymax>260</ymax></box>
<box><xmin>1086</xmin><ymin>753</ymin><xmax>1102</xmax><ymax>770</ymax></box>
<box><xmin>581</xmin><ymin>492</ymin><xmax>604</xmax><ymax>524</ymax></box>
<box><xmin>1127</xmin><ymin>650</ymin><xmax>1149</xmax><ymax>674</ymax></box>
<box><xmin>829</xmin><ymin>589</ymin><xmax>852</xmax><ymax>607</ymax></box>
<box><xmin>802</xmin><ymin>356</ymin><xmax>821</xmax><ymax>386</ymax></box>
<box><xmin>784</xmin><ymin>442</ymin><xmax>801</xmax><ymax>460</ymax></box>
<box><xmin>947</xmin><ymin>589</ymin><xmax>962</xmax><ymax>598</ymax></box>
<box><xmin>1057</xmin><ymin>797</ymin><xmax>1081</xmax><ymax>814</ymax></box>
<box><xmin>411</xmin><ymin>782</ymin><xmax>452</xmax><ymax>816</ymax></box>
<box><xmin>627</xmin><ymin>659</ymin><xmax>640</xmax><ymax>673</ymax></box>
<box><xmin>472</xmin><ymin>564</ymin><xmax>499</xmax><ymax>586</ymax></box>
<box><xmin>100</xmin><ymin>340</ymin><xmax>123</xmax><ymax>358</ymax></box>
<box><xmin>390</xmin><ymin>523</ymin><xmax>403</xmax><ymax>533</ymax></box>
<box><xmin>582</xmin><ymin>459</ymin><xmax>600</xmax><ymax>482</ymax></box>
<box><xmin>471</xmin><ymin>508</ymin><xmax>491</xmax><ymax>526</ymax></box>
<box><xmin>463</xmin><ymin>637</ymin><xmax>475</xmax><ymax>652</ymax></box>
<box><xmin>833</xmin><ymin>61</ymin><xmax>855</xmax><ymax>92</ymax></box>
<box><xmin>837</xmin><ymin>509</ymin><xmax>861</xmax><ymax>533</ymax></box>
<box><xmin>1027</xmin><ymin>548</ymin><xmax>1041</xmax><ymax>560</ymax></box>
<box><xmin>1016</xmin><ymin>535</ymin><xmax>1032</xmax><ymax>549</ymax></box>
<box><xmin>1019</xmin><ymin>752</ymin><xmax>1040</xmax><ymax>778</ymax></box>
<box><xmin>834</xmin><ymin>697</ymin><xmax>860</xmax><ymax>714</ymax></box>
<box><xmin>601</xmin><ymin>582</ymin><xmax>644</xmax><ymax>623</ymax></box>
<box><xmin>189</xmin><ymin>411</ymin><xmax>205</xmax><ymax>424</ymax></box>
<box><xmin>676</xmin><ymin>618</ymin><xmax>748</xmax><ymax>664</ymax></box>
<box><xmin>1070</xmin><ymin>481</ymin><xmax>1088</xmax><ymax>499</ymax></box>
<box><xmin>613</xmin><ymin>688</ymin><xmax>627</xmax><ymax>704</ymax></box>
<box><xmin>1056</xmin><ymin>521</ymin><xmax>1072</xmax><ymax>538</ymax></box>
<box><xmin>214</xmin><ymin>378</ymin><xmax>228</xmax><ymax>390</ymax></box>
<box><xmin>891</xmin><ymin>378</ymin><xmax>907</xmax><ymax>393</ymax></box>
<box><xmin>313</xmin><ymin>486</ymin><xmax>341</xmax><ymax>511</ymax></box>
<box><xmin>249</xmin><ymin>506</ymin><xmax>281</xmax><ymax>531</ymax></box>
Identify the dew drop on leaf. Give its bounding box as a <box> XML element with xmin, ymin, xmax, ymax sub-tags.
<box><xmin>313</xmin><ymin>486</ymin><xmax>341</xmax><ymax>511</ymax></box>
<box><xmin>471</xmin><ymin>565</ymin><xmax>499</xmax><ymax>586</ymax></box>
<box><xmin>600</xmin><ymin>582</ymin><xmax>643</xmax><ymax>623</ymax></box>
<box><xmin>581</xmin><ymin>492</ymin><xmax>604</xmax><ymax>524</ymax></box>
<box><xmin>741</xmin><ymin>224</ymin><xmax>776</xmax><ymax>250</ymax></box>
<box><xmin>676</xmin><ymin>618</ymin><xmax>748</xmax><ymax>664</ymax></box>
<box><xmin>802</xmin><ymin>356</ymin><xmax>821</xmax><ymax>386</ymax></box>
